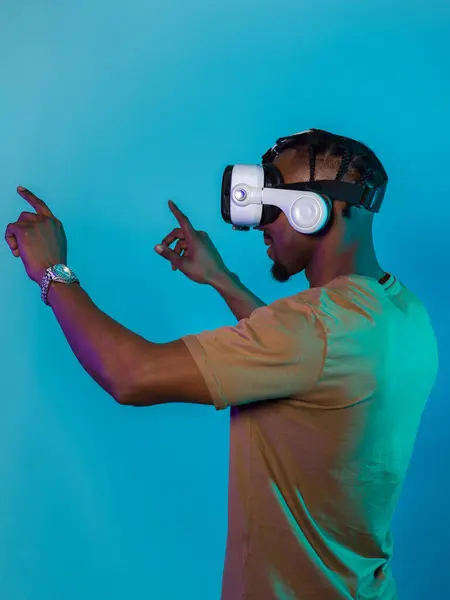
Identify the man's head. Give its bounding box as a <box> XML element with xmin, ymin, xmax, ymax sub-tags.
<box><xmin>257</xmin><ymin>130</ymin><xmax>387</xmax><ymax>283</ymax></box>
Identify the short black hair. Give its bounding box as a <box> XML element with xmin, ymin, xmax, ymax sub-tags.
<box><xmin>264</xmin><ymin>129</ymin><xmax>388</xmax><ymax>190</ymax></box>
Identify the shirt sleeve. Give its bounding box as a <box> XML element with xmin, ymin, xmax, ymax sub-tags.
<box><xmin>181</xmin><ymin>297</ymin><xmax>326</xmax><ymax>410</ymax></box>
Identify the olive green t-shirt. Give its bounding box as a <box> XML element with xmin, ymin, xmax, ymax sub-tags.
<box><xmin>182</xmin><ymin>274</ymin><xmax>438</xmax><ymax>600</ymax></box>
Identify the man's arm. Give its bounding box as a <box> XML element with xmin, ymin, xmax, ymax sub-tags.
<box><xmin>209</xmin><ymin>269</ymin><xmax>266</xmax><ymax>321</ymax></box>
<box><xmin>5</xmin><ymin>186</ymin><xmax>267</xmax><ymax>409</ymax></box>
<box><xmin>46</xmin><ymin>282</ymin><xmax>213</xmax><ymax>407</ymax></box>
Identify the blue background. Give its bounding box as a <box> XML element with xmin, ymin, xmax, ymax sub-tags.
<box><xmin>1</xmin><ymin>1</ymin><xmax>449</xmax><ymax>598</ymax></box>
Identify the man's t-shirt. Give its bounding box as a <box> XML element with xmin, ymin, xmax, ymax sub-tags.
<box><xmin>181</xmin><ymin>274</ymin><xmax>438</xmax><ymax>600</ymax></box>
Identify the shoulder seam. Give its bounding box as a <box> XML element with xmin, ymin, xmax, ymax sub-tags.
<box><xmin>309</xmin><ymin>306</ymin><xmax>328</xmax><ymax>387</ymax></box>
<box><xmin>293</xmin><ymin>303</ymin><xmax>328</xmax><ymax>397</ymax></box>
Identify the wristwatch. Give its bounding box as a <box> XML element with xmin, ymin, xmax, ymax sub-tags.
<box><xmin>40</xmin><ymin>264</ymin><xmax>80</xmax><ymax>305</ymax></box>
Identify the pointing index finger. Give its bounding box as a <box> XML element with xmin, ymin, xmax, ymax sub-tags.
<box><xmin>17</xmin><ymin>186</ymin><xmax>55</xmax><ymax>218</ymax></box>
<box><xmin>168</xmin><ymin>200</ymin><xmax>193</xmax><ymax>233</ymax></box>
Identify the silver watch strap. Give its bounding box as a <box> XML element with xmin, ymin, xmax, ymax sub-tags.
<box><xmin>40</xmin><ymin>271</ymin><xmax>53</xmax><ymax>305</ymax></box>
<box><xmin>40</xmin><ymin>266</ymin><xmax>80</xmax><ymax>305</ymax></box>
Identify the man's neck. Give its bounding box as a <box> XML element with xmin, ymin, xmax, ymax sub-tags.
<box><xmin>305</xmin><ymin>244</ymin><xmax>385</xmax><ymax>289</ymax></box>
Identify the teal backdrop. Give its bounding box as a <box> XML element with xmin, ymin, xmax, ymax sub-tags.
<box><xmin>1</xmin><ymin>1</ymin><xmax>448</xmax><ymax>598</ymax></box>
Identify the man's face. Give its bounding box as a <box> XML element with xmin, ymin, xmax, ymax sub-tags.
<box><xmin>257</xmin><ymin>149</ymin><xmax>318</xmax><ymax>283</ymax></box>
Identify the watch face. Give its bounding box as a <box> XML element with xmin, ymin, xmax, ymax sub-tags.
<box><xmin>51</xmin><ymin>264</ymin><xmax>75</xmax><ymax>282</ymax></box>
<box><xmin>54</xmin><ymin>264</ymin><xmax>72</xmax><ymax>277</ymax></box>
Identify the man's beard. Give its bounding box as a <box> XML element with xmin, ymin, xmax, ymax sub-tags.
<box><xmin>271</xmin><ymin>260</ymin><xmax>290</xmax><ymax>283</ymax></box>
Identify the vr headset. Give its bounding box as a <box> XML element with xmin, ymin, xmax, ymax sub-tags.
<box><xmin>221</xmin><ymin>129</ymin><xmax>388</xmax><ymax>234</ymax></box>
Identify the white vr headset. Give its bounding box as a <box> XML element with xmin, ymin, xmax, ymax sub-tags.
<box><xmin>221</xmin><ymin>129</ymin><xmax>388</xmax><ymax>234</ymax></box>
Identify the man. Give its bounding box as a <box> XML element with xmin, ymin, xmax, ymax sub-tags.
<box><xmin>5</xmin><ymin>129</ymin><xmax>438</xmax><ymax>600</ymax></box>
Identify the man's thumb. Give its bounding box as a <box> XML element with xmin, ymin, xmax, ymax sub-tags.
<box><xmin>154</xmin><ymin>244</ymin><xmax>182</xmax><ymax>270</ymax></box>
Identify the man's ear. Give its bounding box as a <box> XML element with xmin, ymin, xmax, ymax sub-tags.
<box><xmin>333</xmin><ymin>199</ymin><xmax>352</xmax><ymax>219</ymax></box>
<box><xmin>342</xmin><ymin>203</ymin><xmax>352</xmax><ymax>218</ymax></box>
